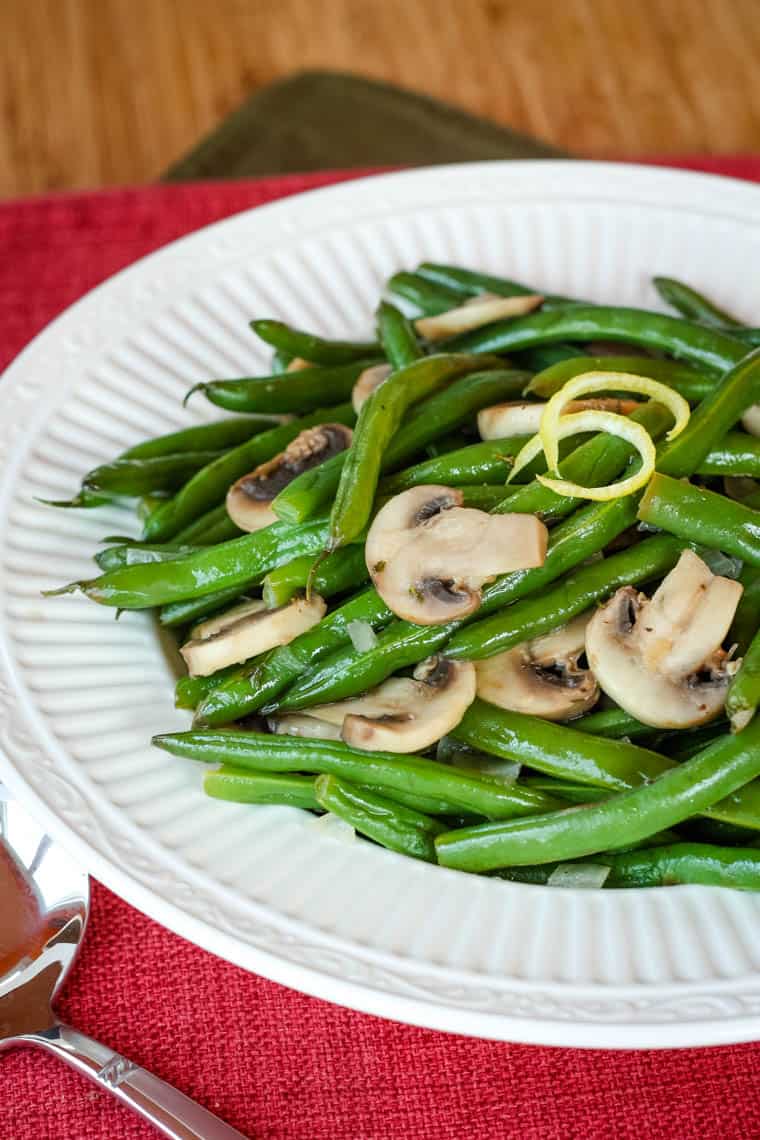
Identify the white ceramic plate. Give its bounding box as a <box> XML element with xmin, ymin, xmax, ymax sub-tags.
<box><xmin>2</xmin><ymin>161</ymin><xmax>760</xmax><ymax>1049</ymax></box>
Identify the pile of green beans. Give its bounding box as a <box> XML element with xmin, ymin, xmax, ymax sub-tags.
<box><xmin>46</xmin><ymin>262</ymin><xmax>760</xmax><ymax>889</ymax></box>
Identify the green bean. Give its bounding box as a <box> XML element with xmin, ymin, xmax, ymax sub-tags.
<box><xmin>729</xmin><ymin>328</ymin><xmax>760</xmax><ymax>347</ymax></box>
<box><xmin>270</xmin><ymin>348</ymin><xmax>293</xmax><ymax>374</ymax></box>
<box><xmin>262</xmin><ymin>545</ymin><xmax>368</xmax><ymax>608</ymax></box>
<box><xmin>191</xmin><ymin>359</ymin><xmax>378</xmax><ymax>414</ymax></box>
<box><xmin>328</xmin><ymin>355</ymin><xmax>507</xmax><ymax>550</ymax></box>
<box><xmin>653</xmin><ymin>276</ymin><xmax>743</xmax><ymax>329</ymax></box>
<box><xmin>143</xmin><ymin>404</ymin><xmax>354</xmax><ymax>542</ymax></box>
<box><xmin>453</xmin><ymin>700</ymin><xmax>672</xmax><ymax>789</ymax></box>
<box><xmin>122</xmin><ymin>416</ymin><xmax>276</xmax><ymax>458</ymax></box>
<box><xmin>457</xmin><ymin>485</ymin><xmax>516</xmax><ymax>511</ymax></box>
<box><xmin>273</xmin><ymin>497</ymin><xmax>649</xmax><ymax>712</ymax></box>
<box><xmin>571</xmin><ymin>707</ymin><xmax>654</xmax><ymax>740</ymax></box>
<box><xmin>272</xmin><ymin>368</ymin><xmax>527</xmax><ymax>524</ymax></box>
<box><xmin>173</xmin><ymin>503</ymin><xmax>242</xmax><ymax>546</ymax></box>
<box><xmin>271</xmin><ymin>453</ymin><xmax>346</xmax><ymax>526</ymax></box>
<box><xmin>443</xmin><ymin>305</ymin><xmax>745</xmax><ymax>374</ymax></box>
<box><xmin>727</xmin><ymin>626</ymin><xmax>760</xmax><ymax>732</ymax></box>
<box><xmin>376</xmin><ymin>300</ymin><xmax>422</xmax><ymax>368</ymax></box>
<box><xmin>512</xmin><ymin>345</ymin><xmax>584</xmax><ymax>371</ymax></box>
<box><xmin>447</xmin><ymin>535</ymin><xmax>683</xmax><ymax>661</ymax></box>
<box><xmin>525</xmin><ymin>355</ymin><xmax>713</xmax><ymax>403</ymax></box>
<box><xmin>604</xmin><ymin>844</ymin><xmax>760</xmax><ymax>888</ymax></box>
<box><xmin>205</xmin><ymin>767</ymin><xmax>320</xmax><ymax>810</ymax></box>
<box><xmin>51</xmin><ymin>517</ymin><xmax>332</xmax><ymax>609</ymax></box>
<box><xmin>152</xmin><ymin>730</ymin><xmax>561</xmax><ymax>820</ymax></box>
<box><xmin>175</xmin><ymin>666</ymin><xmax>240</xmax><ymax>710</ymax></box>
<box><xmin>138</xmin><ymin>493</ymin><xmax>170</xmax><ymax>523</ymax></box>
<box><xmin>194</xmin><ymin>587</ymin><xmax>392</xmax><ymax>726</ymax></box>
<box><xmin>638</xmin><ymin>474</ymin><xmax>760</xmax><ymax>567</ymax></box>
<box><xmin>695</xmin><ymin>432</ymin><xmax>760</xmax><ymax>477</ymax></box>
<box><xmin>251</xmin><ymin>319</ymin><xmax>378</xmax><ymax>365</ymax></box>
<box><xmin>730</xmin><ymin>566</ymin><xmax>760</xmax><ymax>654</ymax></box>
<box><xmin>380</xmin><ymin>437</ymin><xmax>531</xmax><ymax>494</ymax></box>
<box><xmin>656</xmin><ymin>348</ymin><xmax>760</xmax><ymax>477</ymax></box>
<box><xmin>415</xmin><ymin>262</ymin><xmax>576</xmax><ymax>308</ymax></box>
<box><xmin>314</xmin><ymin>775</ymin><xmax>443</xmax><ymax>862</ymax></box>
<box><xmin>82</xmin><ymin>451</ymin><xmax>224</xmax><ymax>496</ymax></box>
<box><xmin>520</xmin><ymin>779</ymin><xmax>610</xmax><ymax>806</ymax></box>
<box><xmin>493</xmin><ymin>844</ymin><xmax>760</xmax><ymax>888</ymax></box>
<box><xmin>423</xmin><ymin>431</ymin><xmax>472</xmax><ymax>457</ymax></box>
<box><xmin>387</xmin><ymin>271</ymin><xmax>461</xmax><ymax>315</ymax></box>
<box><xmin>435</xmin><ymin>716</ymin><xmax>760</xmax><ymax>871</ymax></box>
<box><xmin>160</xmin><ymin>584</ymin><xmax>259</xmax><ymax>628</ymax></box>
<box><xmin>491</xmin><ymin>400</ymin><xmax>673</xmax><ymax>521</ymax></box>
<box><xmin>94</xmin><ymin>542</ymin><xmax>203</xmax><ymax>572</ymax></box>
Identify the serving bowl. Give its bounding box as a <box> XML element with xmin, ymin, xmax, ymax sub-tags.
<box><xmin>2</xmin><ymin>160</ymin><xmax>760</xmax><ymax>1048</ymax></box>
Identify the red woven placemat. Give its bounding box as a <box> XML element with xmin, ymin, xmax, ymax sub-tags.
<box><xmin>3</xmin><ymin>160</ymin><xmax>760</xmax><ymax>1140</ymax></box>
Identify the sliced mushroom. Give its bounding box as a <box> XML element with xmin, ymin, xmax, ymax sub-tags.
<box><xmin>475</xmin><ymin>611</ymin><xmax>599</xmax><ymax>721</ymax></box>
<box><xmin>181</xmin><ymin>593</ymin><xmax>326</xmax><ymax>676</ymax></box>
<box><xmin>278</xmin><ymin>657</ymin><xmax>476</xmax><ymax>753</ymax></box>
<box><xmin>742</xmin><ymin>404</ymin><xmax>760</xmax><ymax>437</ymax></box>
<box><xmin>269</xmin><ymin>714</ymin><xmax>343</xmax><ymax>741</ymax></box>
<box><xmin>415</xmin><ymin>294</ymin><xmax>543</xmax><ymax>342</ymax></box>
<box><xmin>352</xmin><ymin>363</ymin><xmax>392</xmax><ymax>413</ymax></box>
<box><xmin>477</xmin><ymin>398</ymin><xmax>639</xmax><ymax>440</ymax></box>
<box><xmin>365</xmin><ymin>484</ymin><xmax>548</xmax><ymax>624</ymax></box>
<box><xmin>585</xmin><ymin>549</ymin><xmax>743</xmax><ymax>729</ymax></box>
<box><xmin>286</xmin><ymin>357</ymin><xmax>312</xmax><ymax>371</ymax></box>
<box><xmin>226</xmin><ymin>423</ymin><xmax>353</xmax><ymax>532</ymax></box>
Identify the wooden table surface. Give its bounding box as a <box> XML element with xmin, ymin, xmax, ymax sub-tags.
<box><xmin>2</xmin><ymin>0</ymin><xmax>760</xmax><ymax>198</ymax></box>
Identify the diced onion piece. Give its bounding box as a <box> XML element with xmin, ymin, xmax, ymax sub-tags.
<box><xmin>540</xmin><ymin>371</ymin><xmax>690</xmax><ymax>474</ymax></box>
<box><xmin>535</xmin><ymin>410</ymin><xmax>657</xmax><ymax>502</ymax></box>
<box><xmin>690</xmin><ymin>544</ymin><xmax>743</xmax><ymax>580</ymax></box>
<box><xmin>414</xmin><ymin>294</ymin><xmax>543</xmax><ymax>342</ymax></box>
<box><xmin>546</xmin><ymin>863</ymin><xmax>611</xmax><ymax>889</ymax></box>
<box><xmin>347</xmin><ymin>618</ymin><xmax>378</xmax><ymax>653</ymax></box>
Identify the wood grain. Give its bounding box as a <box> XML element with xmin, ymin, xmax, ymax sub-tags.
<box><xmin>2</xmin><ymin>0</ymin><xmax>760</xmax><ymax>197</ymax></box>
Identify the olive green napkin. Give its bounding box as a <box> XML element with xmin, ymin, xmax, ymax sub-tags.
<box><xmin>163</xmin><ymin>70</ymin><xmax>565</xmax><ymax>181</ymax></box>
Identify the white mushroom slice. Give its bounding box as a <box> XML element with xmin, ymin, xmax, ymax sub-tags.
<box><xmin>475</xmin><ymin>612</ymin><xmax>599</xmax><ymax>721</ymax></box>
<box><xmin>191</xmin><ymin>598</ymin><xmax>267</xmax><ymax>641</ymax></box>
<box><xmin>585</xmin><ymin>551</ymin><xmax>743</xmax><ymax>730</ymax></box>
<box><xmin>299</xmin><ymin>657</ymin><xmax>476</xmax><ymax>753</ymax></box>
<box><xmin>352</xmin><ymin>363</ymin><xmax>392</xmax><ymax>413</ymax></box>
<box><xmin>742</xmin><ymin>405</ymin><xmax>760</xmax><ymax>437</ymax></box>
<box><xmin>181</xmin><ymin>594</ymin><xmax>326</xmax><ymax>677</ymax></box>
<box><xmin>226</xmin><ymin>423</ymin><xmax>353</xmax><ymax>533</ymax></box>
<box><xmin>365</xmin><ymin>485</ymin><xmax>547</xmax><ymax>625</ymax></box>
<box><xmin>268</xmin><ymin>714</ymin><xmax>342</xmax><ymax>741</ymax></box>
<box><xmin>635</xmin><ymin>549</ymin><xmax>743</xmax><ymax>679</ymax></box>
<box><xmin>415</xmin><ymin>294</ymin><xmax>543</xmax><ymax>342</ymax></box>
<box><xmin>477</xmin><ymin>398</ymin><xmax>640</xmax><ymax>441</ymax></box>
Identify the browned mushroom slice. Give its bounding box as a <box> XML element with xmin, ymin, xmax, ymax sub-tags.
<box><xmin>180</xmin><ymin>594</ymin><xmax>326</xmax><ymax>677</ymax></box>
<box><xmin>226</xmin><ymin>423</ymin><xmax>353</xmax><ymax>532</ymax></box>
<box><xmin>352</xmin><ymin>363</ymin><xmax>392</xmax><ymax>413</ymax></box>
<box><xmin>475</xmin><ymin>612</ymin><xmax>599</xmax><ymax>721</ymax></box>
<box><xmin>477</xmin><ymin>398</ymin><xmax>639</xmax><ymax>440</ymax></box>
<box><xmin>585</xmin><ymin>550</ymin><xmax>743</xmax><ymax>730</ymax></box>
<box><xmin>365</xmin><ymin>485</ymin><xmax>547</xmax><ymax>625</ymax></box>
<box><xmin>414</xmin><ymin>294</ymin><xmax>543</xmax><ymax>342</ymax></box>
<box><xmin>282</xmin><ymin>657</ymin><xmax>476</xmax><ymax>753</ymax></box>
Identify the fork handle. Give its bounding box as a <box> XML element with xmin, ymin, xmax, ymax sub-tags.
<box><xmin>23</xmin><ymin>1022</ymin><xmax>249</xmax><ymax>1139</ymax></box>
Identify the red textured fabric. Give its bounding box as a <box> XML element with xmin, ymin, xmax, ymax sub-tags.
<box><xmin>3</xmin><ymin>159</ymin><xmax>760</xmax><ymax>1140</ymax></box>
